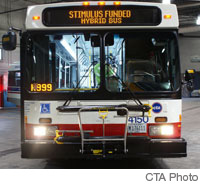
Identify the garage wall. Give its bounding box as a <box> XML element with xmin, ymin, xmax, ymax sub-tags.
<box><xmin>0</xmin><ymin>35</ymin><xmax>20</xmax><ymax>76</ymax></box>
<box><xmin>179</xmin><ymin>36</ymin><xmax>200</xmax><ymax>73</ymax></box>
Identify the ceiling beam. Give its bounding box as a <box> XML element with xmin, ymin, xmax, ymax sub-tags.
<box><xmin>179</xmin><ymin>26</ymin><xmax>200</xmax><ymax>33</ymax></box>
<box><xmin>178</xmin><ymin>2</ymin><xmax>200</xmax><ymax>9</ymax></box>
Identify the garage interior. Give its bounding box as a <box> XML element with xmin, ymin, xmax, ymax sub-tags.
<box><xmin>0</xmin><ymin>0</ymin><xmax>200</xmax><ymax>169</ymax></box>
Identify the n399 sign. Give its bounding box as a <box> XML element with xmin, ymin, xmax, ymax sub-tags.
<box><xmin>30</xmin><ymin>83</ymin><xmax>52</xmax><ymax>92</ymax></box>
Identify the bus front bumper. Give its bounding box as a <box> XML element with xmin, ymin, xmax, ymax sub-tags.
<box><xmin>21</xmin><ymin>137</ymin><xmax>187</xmax><ymax>158</ymax></box>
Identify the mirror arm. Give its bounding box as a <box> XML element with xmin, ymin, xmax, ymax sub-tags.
<box><xmin>9</xmin><ymin>27</ymin><xmax>22</xmax><ymax>37</ymax></box>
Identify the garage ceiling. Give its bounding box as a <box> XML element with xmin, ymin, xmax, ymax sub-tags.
<box><xmin>1</xmin><ymin>0</ymin><xmax>200</xmax><ymax>34</ymax></box>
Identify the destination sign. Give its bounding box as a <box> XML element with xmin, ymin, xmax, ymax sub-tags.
<box><xmin>43</xmin><ymin>5</ymin><xmax>161</xmax><ymax>26</ymax></box>
<box><xmin>68</xmin><ymin>9</ymin><xmax>131</xmax><ymax>24</ymax></box>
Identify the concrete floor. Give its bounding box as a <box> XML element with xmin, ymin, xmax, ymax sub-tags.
<box><xmin>0</xmin><ymin>98</ymin><xmax>199</xmax><ymax>169</ymax></box>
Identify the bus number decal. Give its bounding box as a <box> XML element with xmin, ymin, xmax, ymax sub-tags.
<box><xmin>30</xmin><ymin>83</ymin><xmax>53</xmax><ymax>92</ymax></box>
<box><xmin>128</xmin><ymin>117</ymin><xmax>149</xmax><ymax>124</ymax></box>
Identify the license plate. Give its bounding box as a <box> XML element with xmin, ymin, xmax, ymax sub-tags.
<box><xmin>128</xmin><ymin>124</ymin><xmax>147</xmax><ymax>133</ymax></box>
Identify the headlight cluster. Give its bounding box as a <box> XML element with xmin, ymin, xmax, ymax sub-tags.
<box><xmin>33</xmin><ymin>126</ymin><xmax>58</xmax><ymax>137</ymax></box>
<box><xmin>149</xmin><ymin>125</ymin><xmax>174</xmax><ymax>136</ymax></box>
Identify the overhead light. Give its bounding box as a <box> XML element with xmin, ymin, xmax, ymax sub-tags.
<box><xmin>162</xmin><ymin>0</ymin><xmax>171</xmax><ymax>4</ymax></box>
<box><xmin>61</xmin><ymin>39</ymin><xmax>76</xmax><ymax>60</ymax></box>
<box><xmin>197</xmin><ymin>16</ymin><xmax>200</xmax><ymax>25</ymax></box>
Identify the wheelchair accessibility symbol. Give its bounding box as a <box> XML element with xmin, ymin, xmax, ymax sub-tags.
<box><xmin>40</xmin><ymin>103</ymin><xmax>50</xmax><ymax>114</ymax></box>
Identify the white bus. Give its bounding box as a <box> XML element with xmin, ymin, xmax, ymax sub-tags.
<box><xmin>3</xmin><ymin>1</ymin><xmax>186</xmax><ymax>158</ymax></box>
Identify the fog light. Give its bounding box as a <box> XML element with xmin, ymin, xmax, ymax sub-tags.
<box><xmin>34</xmin><ymin>127</ymin><xmax>46</xmax><ymax>136</ymax></box>
<box><xmin>149</xmin><ymin>125</ymin><xmax>174</xmax><ymax>136</ymax></box>
<box><xmin>33</xmin><ymin>126</ymin><xmax>58</xmax><ymax>137</ymax></box>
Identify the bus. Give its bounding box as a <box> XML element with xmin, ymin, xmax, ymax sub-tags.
<box><xmin>7</xmin><ymin>62</ymin><xmax>20</xmax><ymax>106</ymax></box>
<box><xmin>2</xmin><ymin>1</ymin><xmax>186</xmax><ymax>158</ymax></box>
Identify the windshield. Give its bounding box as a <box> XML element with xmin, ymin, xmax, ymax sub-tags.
<box><xmin>25</xmin><ymin>31</ymin><xmax>180</xmax><ymax>93</ymax></box>
<box><xmin>26</xmin><ymin>33</ymin><xmax>100</xmax><ymax>92</ymax></box>
<box><xmin>105</xmin><ymin>32</ymin><xmax>180</xmax><ymax>92</ymax></box>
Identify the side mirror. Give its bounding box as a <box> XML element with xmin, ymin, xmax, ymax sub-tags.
<box><xmin>2</xmin><ymin>31</ymin><xmax>17</xmax><ymax>51</ymax></box>
<box><xmin>184</xmin><ymin>69</ymin><xmax>195</xmax><ymax>81</ymax></box>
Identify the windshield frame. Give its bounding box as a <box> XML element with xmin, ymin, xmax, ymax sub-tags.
<box><xmin>21</xmin><ymin>30</ymin><xmax>181</xmax><ymax>100</ymax></box>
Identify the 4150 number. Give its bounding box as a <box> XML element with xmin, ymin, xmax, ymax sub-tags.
<box><xmin>128</xmin><ymin>116</ymin><xmax>149</xmax><ymax>124</ymax></box>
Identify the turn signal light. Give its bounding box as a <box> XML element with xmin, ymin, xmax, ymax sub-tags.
<box><xmin>179</xmin><ymin>114</ymin><xmax>182</xmax><ymax>122</ymax></box>
<box><xmin>155</xmin><ymin>117</ymin><xmax>167</xmax><ymax>123</ymax></box>
<box><xmin>24</xmin><ymin>116</ymin><xmax>27</xmax><ymax>124</ymax></box>
<box><xmin>164</xmin><ymin>14</ymin><xmax>172</xmax><ymax>19</ymax></box>
<box><xmin>32</xmin><ymin>16</ymin><xmax>40</xmax><ymax>20</ymax></box>
<box><xmin>98</xmin><ymin>1</ymin><xmax>105</xmax><ymax>5</ymax></box>
<box><xmin>39</xmin><ymin>118</ymin><xmax>52</xmax><ymax>124</ymax></box>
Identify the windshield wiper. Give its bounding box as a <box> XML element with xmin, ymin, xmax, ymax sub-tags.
<box><xmin>62</xmin><ymin>63</ymin><xmax>150</xmax><ymax>115</ymax></box>
<box><xmin>106</xmin><ymin>65</ymin><xmax>143</xmax><ymax>106</ymax></box>
<box><xmin>63</xmin><ymin>62</ymin><xmax>94</xmax><ymax>106</ymax></box>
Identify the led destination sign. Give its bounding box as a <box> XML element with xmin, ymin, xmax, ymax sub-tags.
<box><xmin>69</xmin><ymin>9</ymin><xmax>131</xmax><ymax>24</ymax></box>
<box><xmin>43</xmin><ymin>5</ymin><xmax>161</xmax><ymax>26</ymax></box>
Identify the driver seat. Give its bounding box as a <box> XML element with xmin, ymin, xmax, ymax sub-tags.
<box><xmin>127</xmin><ymin>60</ymin><xmax>156</xmax><ymax>83</ymax></box>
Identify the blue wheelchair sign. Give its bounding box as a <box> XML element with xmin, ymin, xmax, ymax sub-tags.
<box><xmin>40</xmin><ymin>103</ymin><xmax>50</xmax><ymax>114</ymax></box>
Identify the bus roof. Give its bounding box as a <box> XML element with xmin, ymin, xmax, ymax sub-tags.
<box><xmin>26</xmin><ymin>1</ymin><xmax>178</xmax><ymax>30</ymax></box>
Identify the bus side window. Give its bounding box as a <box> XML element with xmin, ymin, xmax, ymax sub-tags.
<box><xmin>50</xmin><ymin>43</ymin><xmax>56</xmax><ymax>85</ymax></box>
<box><xmin>33</xmin><ymin>36</ymin><xmax>50</xmax><ymax>83</ymax></box>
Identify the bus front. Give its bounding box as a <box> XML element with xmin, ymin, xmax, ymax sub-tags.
<box><xmin>21</xmin><ymin>1</ymin><xmax>186</xmax><ymax>158</ymax></box>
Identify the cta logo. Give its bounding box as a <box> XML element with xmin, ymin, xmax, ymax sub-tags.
<box><xmin>152</xmin><ymin>102</ymin><xmax>162</xmax><ymax>113</ymax></box>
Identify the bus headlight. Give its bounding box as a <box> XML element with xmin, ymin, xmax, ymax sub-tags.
<box><xmin>149</xmin><ymin>125</ymin><xmax>174</xmax><ymax>136</ymax></box>
<box><xmin>161</xmin><ymin>125</ymin><xmax>173</xmax><ymax>135</ymax></box>
<box><xmin>33</xmin><ymin>126</ymin><xmax>58</xmax><ymax>137</ymax></box>
<box><xmin>34</xmin><ymin>126</ymin><xmax>46</xmax><ymax>136</ymax></box>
